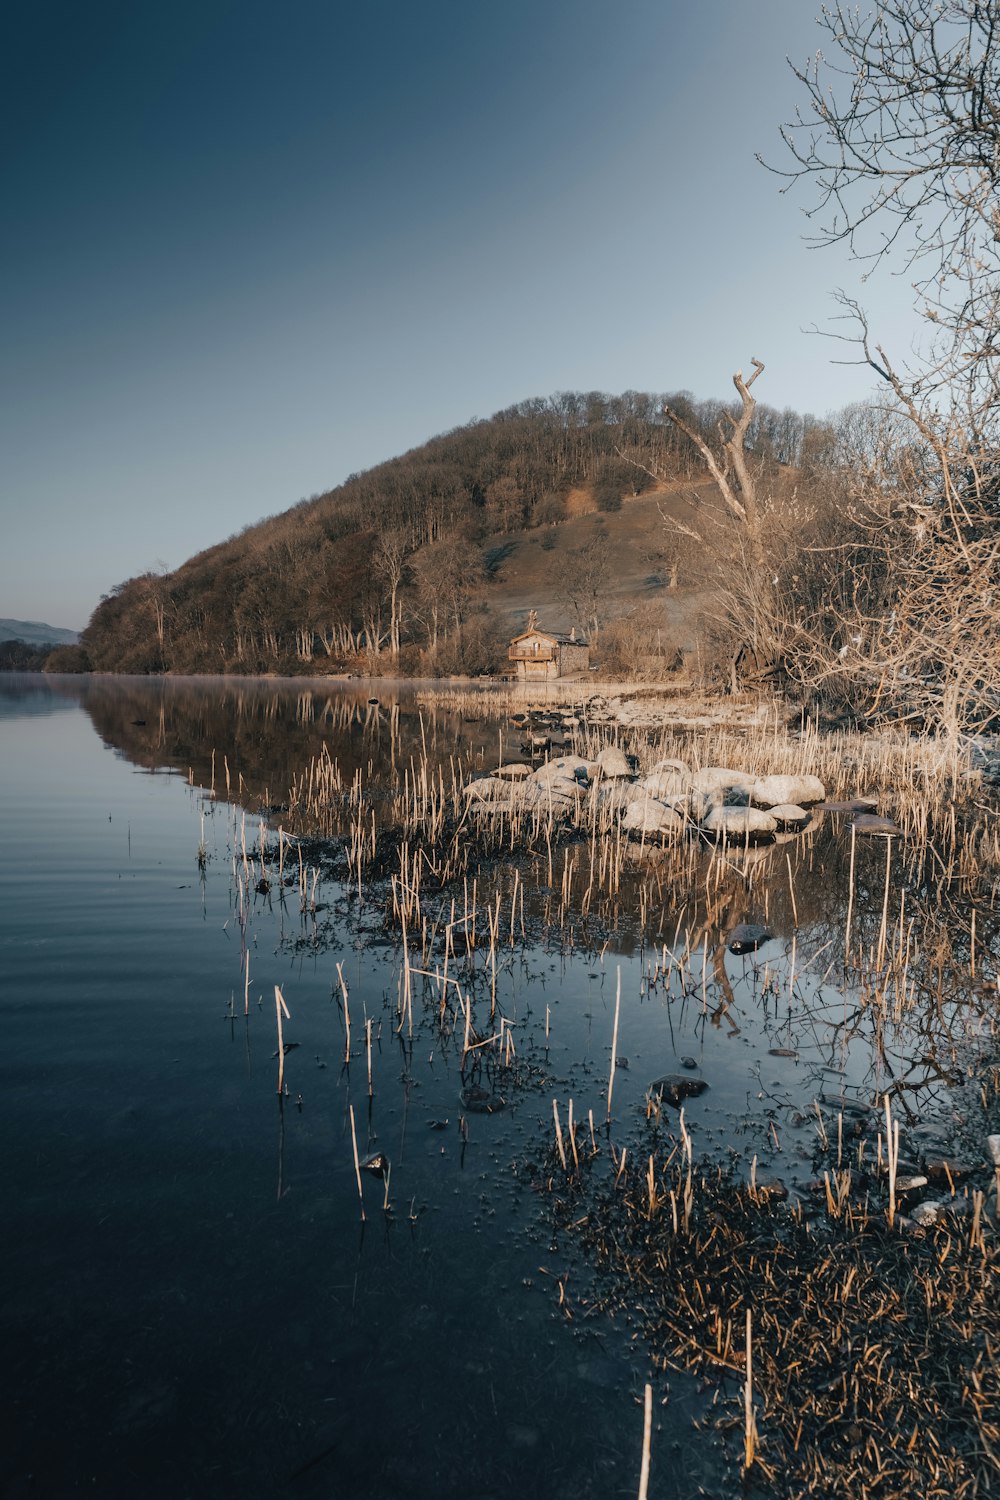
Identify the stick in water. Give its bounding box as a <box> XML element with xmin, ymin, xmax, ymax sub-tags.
<box><xmin>607</xmin><ymin>966</ymin><xmax>621</xmax><ymax>1122</ymax></box>
<box><xmin>637</xmin><ymin>1382</ymin><xmax>652</xmax><ymax>1500</ymax></box>
<box><xmin>349</xmin><ymin>1103</ymin><xmax>366</xmax><ymax>1221</ymax></box>
<box><xmin>275</xmin><ymin>985</ymin><xmax>290</xmax><ymax>1095</ymax></box>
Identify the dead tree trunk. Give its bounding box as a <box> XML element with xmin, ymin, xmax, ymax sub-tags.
<box><xmin>664</xmin><ymin>359</ymin><xmax>777</xmax><ymax>685</ymax></box>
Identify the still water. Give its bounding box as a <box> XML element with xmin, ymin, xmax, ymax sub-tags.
<box><xmin>1</xmin><ymin>676</ymin><xmax>705</xmax><ymax>1499</ymax></box>
<box><xmin>1</xmin><ymin>674</ymin><xmax>967</xmax><ymax>1498</ymax></box>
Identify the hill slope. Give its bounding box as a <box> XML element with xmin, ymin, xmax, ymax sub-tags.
<box><xmin>79</xmin><ymin>390</ymin><xmax>812</xmax><ymax>677</ymax></box>
<box><xmin>0</xmin><ymin>619</ymin><xmax>79</xmax><ymax>647</ymax></box>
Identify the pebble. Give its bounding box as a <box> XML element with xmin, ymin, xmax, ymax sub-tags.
<box><xmin>909</xmin><ymin>1200</ymin><xmax>943</xmax><ymax>1226</ymax></box>
<box><xmin>650</xmin><ymin>1074</ymin><xmax>708</xmax><ymax>1106</ymax></box>
<box><xmin>895</xmin><ymin>1175</ymin><xmax>929</xmax><ymax>1194</ymax></box>
<box><xmin>728</xmin><ymin>922</ymin><xmax>774</xmax><ymax>955</ymax></box>
<box><xmin>925</xmin><ymin>1157</ymin><xmax>972</xmax><ymax>1182</ymax></box>
<box><xmin>987</xmin><ymin>1134</ymin><xmax>1000</xmax><ymax>1167</ymax></box>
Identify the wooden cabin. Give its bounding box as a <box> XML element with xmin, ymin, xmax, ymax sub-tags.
<box><xmin>508</xmin><ymin>616</ymin><xmax>590</xmax><ymax>681</ymax></box>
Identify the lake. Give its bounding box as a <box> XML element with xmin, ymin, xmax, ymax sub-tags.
<box><xmin>2</xmin><ymin>674</ymin><xmax>987</xmax><ymax>1498</ymax></box>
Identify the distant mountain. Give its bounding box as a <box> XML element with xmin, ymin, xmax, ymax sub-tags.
<box><xmin>0</xmin><ymin>619</ymin><xmax>79</xmax><ymax>647</ymax></box>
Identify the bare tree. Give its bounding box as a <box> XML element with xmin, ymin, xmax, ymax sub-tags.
<box><xmin>771</xmin><ymin>1</ymin><xmax>1000</xmax><ymax>417</ymax></box>
<box><xmin>661</xmin><ymin>359</ymin><xmax>803</xmax><ymax>684</ymax></box>
<box><xmin>555</xmin><ymin>531</ymin><xmax>611</xmax><ymax>643</ymax></box>
<box><xmin>664</xmin><ymin>360</ymin><xmax>766</xmax><ymax>539</ymax></box>
<box><xmin>764</xmin><ymin>1</ymin><xmax>1000</xmax><ymax>741</ymax></box>
<box><xmin>373</xmin><ymin>527</ymin><xmax>410</xmax><ymax>659</ymax></box>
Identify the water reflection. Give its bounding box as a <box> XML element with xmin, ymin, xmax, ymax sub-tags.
<box><xmin>5</xmin><ymin>675</ymin><xmax>994</xmax><ymax>1497</ymax></box>
<box><xmin>46</xmin><ymin>673</ymin><xmax>508</xmax><ymax>801</ymax></box>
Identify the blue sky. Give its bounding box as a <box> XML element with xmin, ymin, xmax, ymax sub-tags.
<box><xmin>1</xmin><ymin>0</ymin><xmax>922</xmax><ymax>630</ymax></box>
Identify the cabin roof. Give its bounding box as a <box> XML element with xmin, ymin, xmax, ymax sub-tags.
<box><xmin>509</xmin><ymin>627</ymin><xmax>559</xmax><ymax>646</ymax></box>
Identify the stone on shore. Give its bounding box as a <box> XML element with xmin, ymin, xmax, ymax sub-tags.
<box><xmin>463</xmin><ymin>777</ymin><xmax>516</xmax><ymax>805</ymax></box>
<box><xmin>700</xmin><ymin>806</ymin><xmax>777</xmax><ymax>842</ymax></box>
<box><xmin>768</xmin><ymin>803</ymin><xmax>810</xmax><ymax>831</ymax></box>
<box><xmin>622</xmin><ymin>798</ymin><xmax>686</xmax><ymax>840</ymax></box>
<box><xmin>594</xmin><ymin>781</ymin><xmax>648</xmax><ymax>814</ymax></box>
<box><xmin>690</xmin><ymin>767</ymin><xmax>757</xmax><ymax>797</ymax></box>
<box><xmin>641</xmin><ymin>766</ymin><xmax>692</xmax><ymax>799</ymax></box>
<box><xmin>749</xmin><ymin>774</ymin><xmax>826</xmax><ymax>808</ymax></box>
<box><xmin>533</xmin><ymin>755</ymin><xmax>591</xmax><ymax>784</ymax></box>
<box><xmin>595</xmin><ymin>745</ymin><xmax>633</xmax><ymax>779</ymax></box>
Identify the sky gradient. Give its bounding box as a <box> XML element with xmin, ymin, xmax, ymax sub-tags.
<box><xmin>2</xmin><ymin>0</ymin><xmax>924</xmax><ymax>630</ymax></box>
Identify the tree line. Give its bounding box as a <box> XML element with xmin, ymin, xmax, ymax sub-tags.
<box><xmin>74</xmin><ymin>389</ymin><xmax>820</xmax><ymax>678</ymax></box>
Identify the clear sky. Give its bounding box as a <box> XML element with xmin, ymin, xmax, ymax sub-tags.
<box><xmin>1</xmin><ymin>0</ymin><xmax>922</xmax><ymax>631</ymax></box>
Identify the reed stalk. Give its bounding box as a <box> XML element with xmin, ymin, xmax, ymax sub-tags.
<box><xmin>552</xmin><ymin>1099</ymin><xmax>568</xmax><ymax>1172</ymax></box>
<box><xmin>884</xmin><ymin>1094</ymin><xmax>899</xmax><ymax>1230</ymax></box>
<box><xmin>637</xmin><ymin>1383</ymin><xmax>653</xmax><ymax>1500</ymax></box>
<box><xmin>743</xmin><ymin>1309</ymin><xmax>757</xmax><ymax>1471</ymax></box>
<box><xmin>349</xmin><ymin>1103</ymin><xmax>365</xmax><ymax>1221</ymax></box>
<box><xmin>607</xmin><ymin>966</ymin><xmax>621</xmax><ymax>1123</ymax></box>
<box><xmin>274</xmin><ymin>984</ymin><xmax>290</xmax><ymax>1095</ymax></box>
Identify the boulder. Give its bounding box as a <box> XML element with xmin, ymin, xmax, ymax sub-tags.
<box><xmin>649</xmin><ymin>757</ymin><xmax>692</xmax><ymax>777</ymax></box>
<box><xmin>521</xmin><ymin>780</ymin><xmax>579</xmax><ymax>813</ymax></box>
<box><xmin>622</xmin><ymin>798</ymin><xmax>686</xmax><ymax>840</ymax></box>
<box><xmin>641</xmin><ymin>766</ymin><xmax>692</xmax><ymax>799</ymax></box>
<box><xmin>749</xmin><ymin>774</ymin><xmax>826</xmax><ymax>808</ymax></box>
<box><xmin>532</xmin><ymin>755</ymin><xmax>590</xmax><ymax>784</ymax></box>
<box><xmin>594</xmin><ymin>781</ymin><xmax>648</xmax><ymax>814</ymax></box>
<box><xmin>690</xmin><ymin>766</ymin><xmax>757</xmax><ymax>797</ymax></box>
<box><xmin>494</xmin><ymin>763</ymin><xmax>531</xmax><ymax>781</ymax></box>
<box><xmin>463</xmin><ymin>777</ymin><xmax>514</xmax><ymax>804</ymax></box>
<box><xmin>768</xmin><ymin>803</ymin><xmax>810</xmax><ymax>831</ymax></box>
<box><xmin>595</xmin><ymin>745</ymin><xmax>633</xmax><ymax>779</ymax></box>
<box><xmin>700</xmin><ymin>806</ymin><xmax>777</xmax><ymax>842</ymax></box>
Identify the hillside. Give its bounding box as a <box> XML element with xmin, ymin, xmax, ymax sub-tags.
<box><xmin>79</xmin><ymin>390</ymin><xmax>821</xmax><ymax>678</ymax></box>
<box><xmin>0</xmin><ymin>619</ymin><xmax>79</xmax><ymax>647</ymax></box>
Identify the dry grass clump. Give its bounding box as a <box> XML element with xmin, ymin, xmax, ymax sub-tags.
<box><xmin>550</xmin><ymin>1151</ymin><xmax>998</xmax><ymax>1499</ymax></box>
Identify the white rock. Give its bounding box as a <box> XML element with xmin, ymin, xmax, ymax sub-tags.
<box><xmin>641</xmin><ymin>767</ymin><xmax>691</xmax><ymax>799</ymax></box>
<box><xmin>910</xmin><ymin>1200</ymin><xmax>943</xmax><ymax>1227</ymax></box>
<box><xmin>493</xmin><ymin>763</ymin><xmax>531</xmax><ymax>780</ymax></box>
<box><xmin>522</xmin><ymin>780</ymin><xmax>579</xmax><ymax>811</ymax></box>
<box><xmin>987</xmin><ymin>1134</ymin><xmax>1000</xmax><ymax>1167</ymax></box>
<box><xmin>532</xmin><ymin>755</ymin><xmax>590</xmax><ymax>783</ymax></box>
<box><xmin>649</xmin><ymin>757</ymin><xmax>692</xmax><ymax>777</ymax></box>
<box><xmin>768</xmin><ymin>803</ymin><xmax>810</xmax><ymax>831</ymax></box>
<box><xmin>594</xmin><ymin>781</ymin><xmax>648</xmax><ymax>814</ymax></box>
<box><xmin>690</xmin><ymin>767</ymin><xmax>757</xmax><ymax>796</ymax></box>
<box><xmin>749</xmin><ymin>774</ymin><xmax>826</xmax><ymax>808</ymax></box>
<box><xmin>700</xmin><ymin>806</ymin><xmax>777</xmax><ymax>842</ymax></box>
<box><xmin>595</xmin><ymin>746</ymin><xmax>633</xmax><ymax>779</ymax></box>
<box><xmin>622</xmin><ymin>798</ymin><xmax>686</xmax><ymax>839</ymax></box>
<box><xmin>463</xmin><ymin>778</ymin><xmax>512</xmax><ymax>804</ymax></box>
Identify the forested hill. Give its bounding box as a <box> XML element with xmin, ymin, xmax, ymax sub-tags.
<box><xmin>80</xmin><ymin>388</ymin><xmax>823</xmax><ymax>677</ymax></box>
